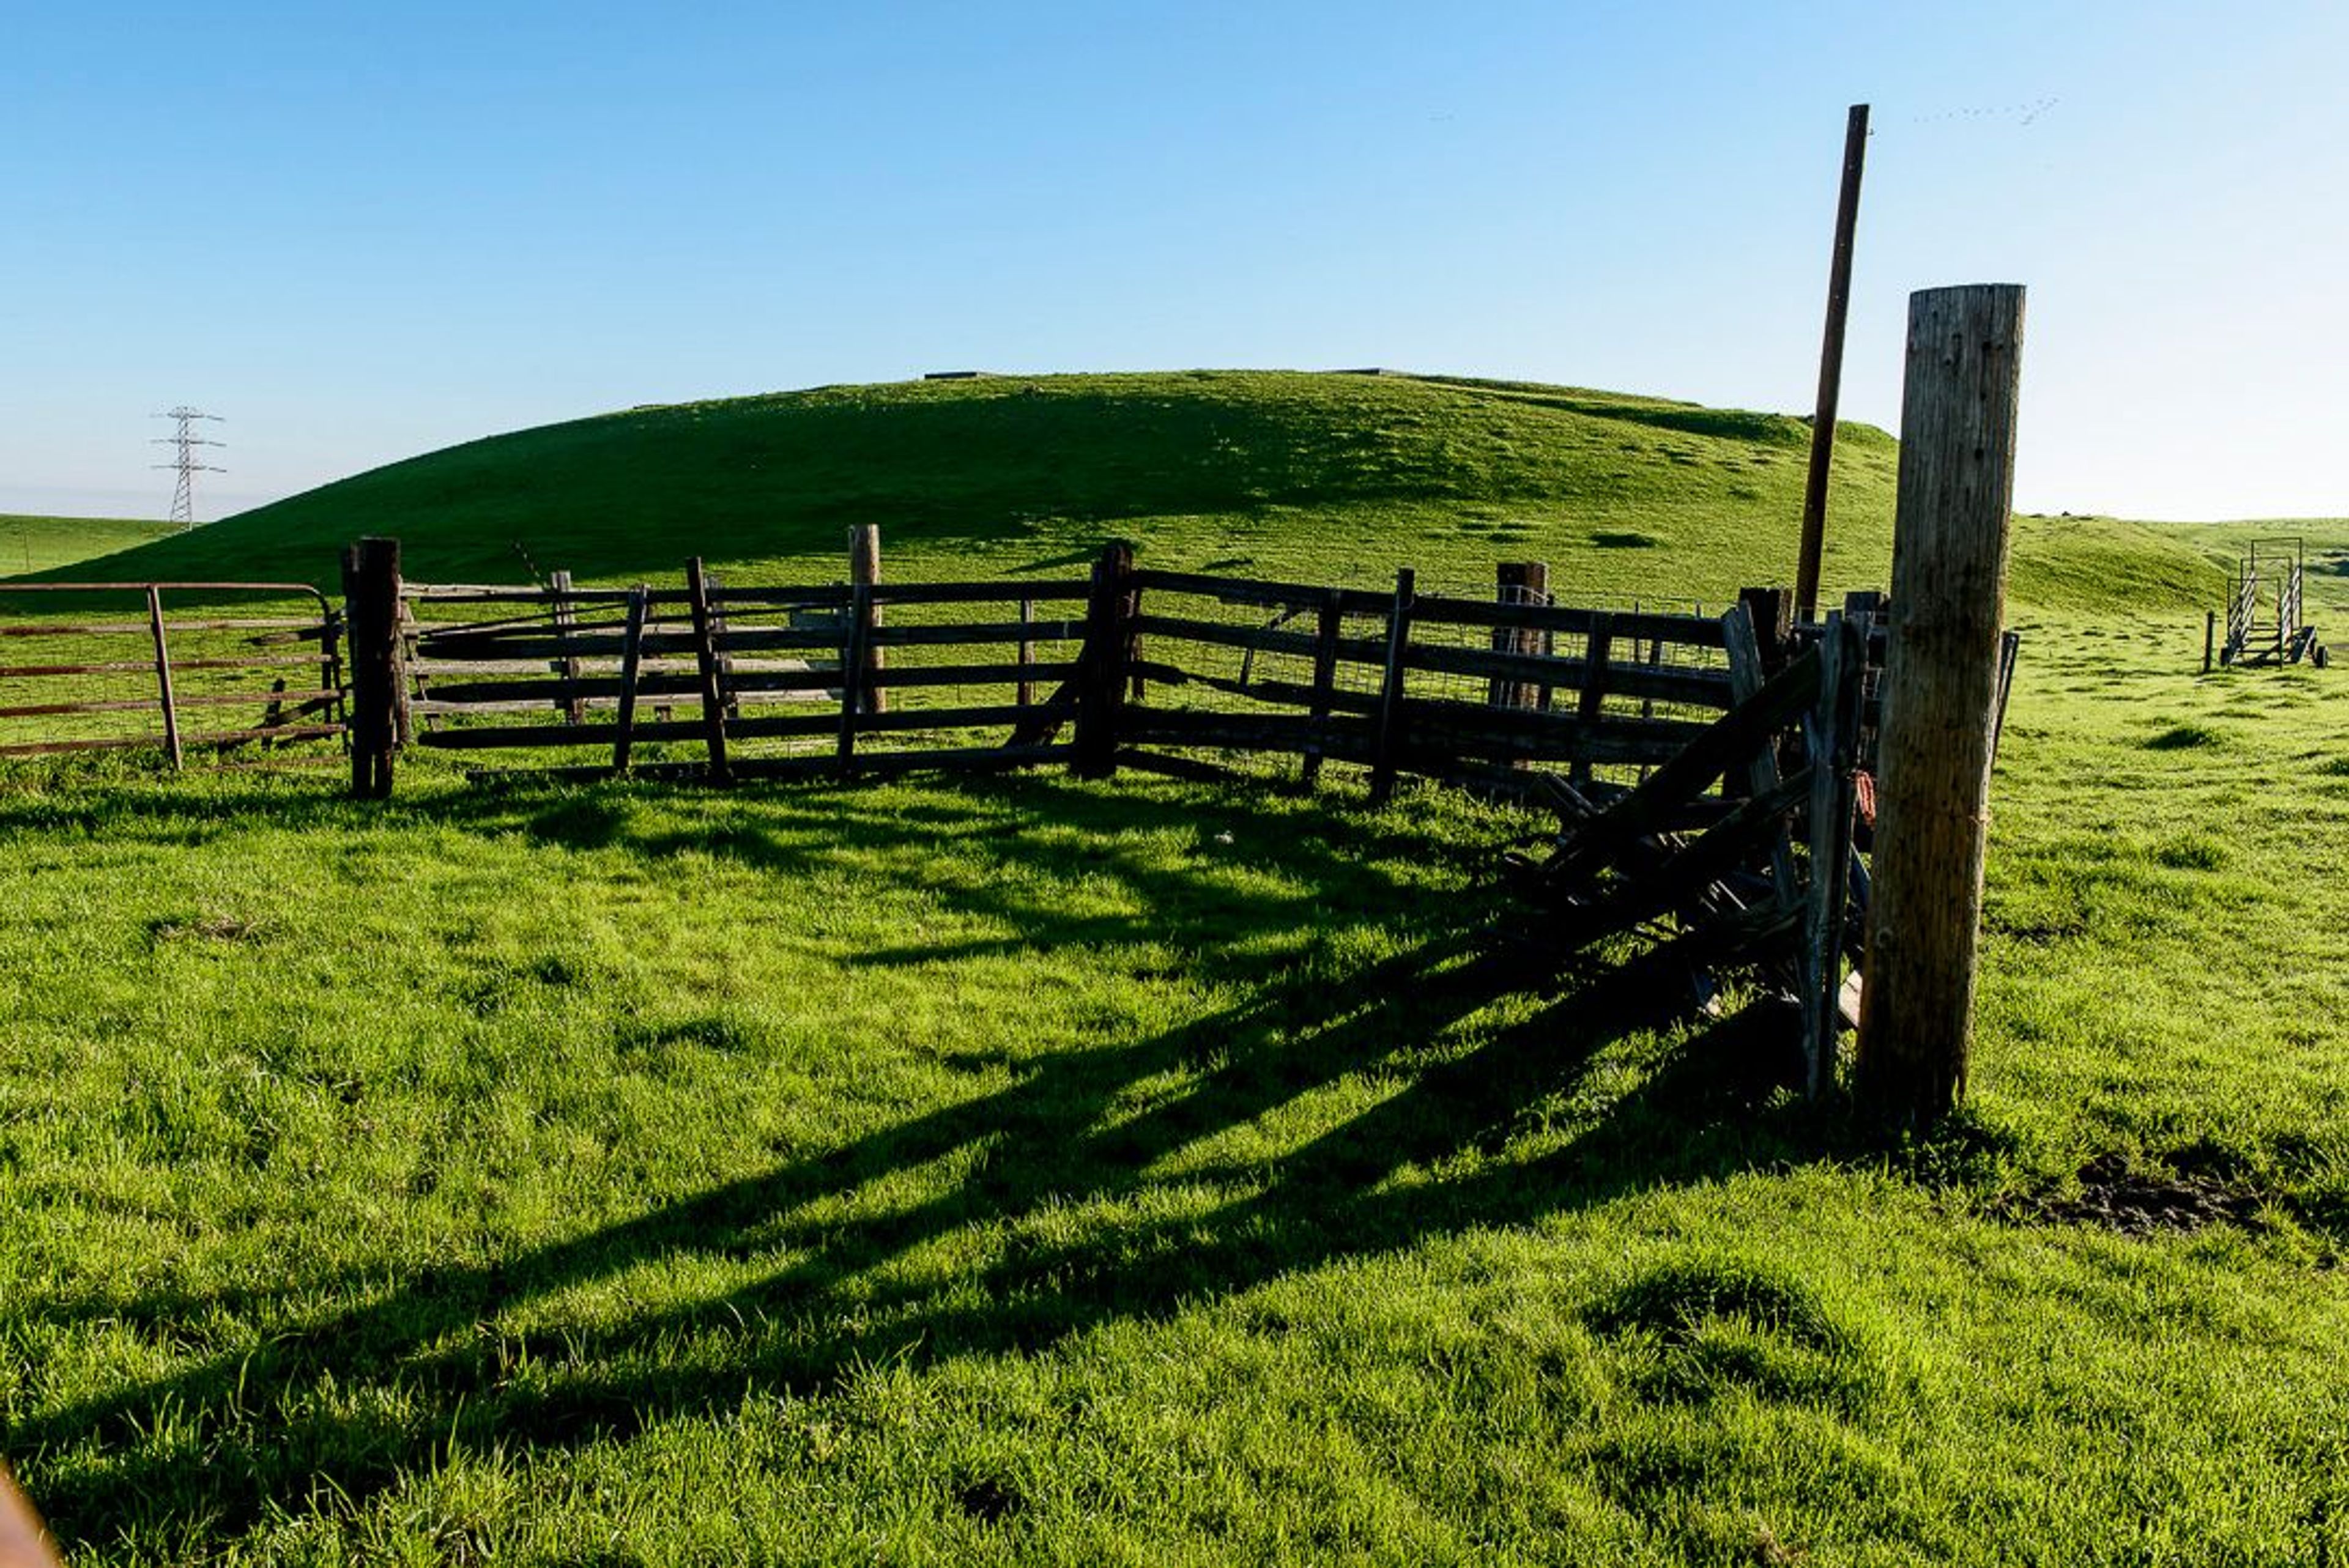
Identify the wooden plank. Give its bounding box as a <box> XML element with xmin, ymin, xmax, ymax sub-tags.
<box><xmin>1856</xmin><ymin>284</ymin><xmax>2026</xmax><ymax>1128</ymax></box>
<box><xmin>1126</xmin><ymin>613</ymin><xmax>1334</xmax><ymax>662</ymax></box>
<box><xmin>1802</xmin><ymin>615</ymin><xmax>1865</xmax><ymax>1098</ymax></box>
<box><xmin>1723</xmin><ymin>601</ymin><xmax>1800</xmax><ymax>917</ymax></box>
<box><xmin>472</xmin><ymin>742</ymin><xmax>1075</xmax><ymax>786</ymax></box>
<box><xmin>1398</xmin><ymin>705</ymin><xmax>1706</xmax><ymax>768</ymax></box>
<box><xmin>0</xmin><ymin>653</ymin><xmax>330</xmax><ymax>677</ymax></box>
<box><xmin>685</xmin><ymin>557</ymin><xmax>730</xmax><ymax>783</ymax></box>
<box><xmin>1543</xmin><ymin>643</ymin><xmax>1825</xmax><ymax>885</ymax></box>
<box><xmin>0</xmin><ymin>616</ymin><xmax>318</xmax><ymax>637</ymax></box>
<box><xmin>0</xmin><ymin>689</ymin><xmax>341</xmax><ymax>720</ymax></box>
<box><xmin>1400</xmin><ymin>638</ymin><xmax>1733</xmax><ymax>708</ymax></box>
<box><xmin>1123</xmin><ymin>708</ymin><xmax>1365</xmax><ymax>757</ymax></box>
<box><xmin>868</xmin><ymin>579</ymin><xmax>1092</xmax><ymax>606</ymax></box>
<box><xmin>1551</xmin><ymin>769</ymin><xmax>1816</xmax><ymax>949</ymax></box>
<box><xmin>0</xmin><ymin>723</ymin><xmax>346</xmax><ymax>759</ymax></box>
<box><xmin>1126</xmin><ymin>659</ymin><xmax>1382</xmax><ymax>717</ymax></box>
<box><xmin>1411</xmin><ymin>595</ymin><xmax>1728</xmax><ymax>646</ymax></box>
<box><xmin>1129</xmin><ymin>568</ymin><xmax>1390</xmax><ymax>613</ymax></box>
<box><xmin>1369</xmin><ymin>569</ymin><xmax>1416</xmax><ymax>804</ymax></box>
<box><xmin>870</xmin><ymin>619</ymin><xmax>1085</xmax><ymax>648</ymax></box>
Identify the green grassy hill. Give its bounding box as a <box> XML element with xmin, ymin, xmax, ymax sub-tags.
<box><xmin>0</xmin><ymin>513</ymin><xmax>174</xmax><ymax>579</ymax></box>
<box><xmin>58</xmin><ymin>369</ymin><xmax>2260</xmax><ymax>622</ymax></box>
<box><xmin>64</xmin><ymin>370</ymin><xmax>1906</xmax><ymax>604</ymax></box>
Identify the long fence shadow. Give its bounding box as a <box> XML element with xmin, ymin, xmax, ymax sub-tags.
<box><xmin>6</xmin><ymin>767</ymin><xmax>1830</xmax><ymax>1547</ymax></box>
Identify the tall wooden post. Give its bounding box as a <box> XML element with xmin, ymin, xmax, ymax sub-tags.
<box><xmin>849</xmin><ymin>523</ymin><xmax>885</xmax><ymax>714</ymax></box>
<box><xmin>1795</xmin><ymin>103</ymin><xmax>1871</xmax><ymax>624</ymax></box>
<box><xmin>339</xmin><ymin>536</ymin><xmax>403</xmax><ymax>799</ymax></box>
<box><xmin>1856</xmin><ymin>284</ymin><xmax>2027</xmax><ymax>1128</ymax></box>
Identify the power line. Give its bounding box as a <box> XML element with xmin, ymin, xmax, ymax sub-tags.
<box><xmin>152</xmin><ymin>405</ymin><xmax>226</xmax><ymax>529</ymax></box>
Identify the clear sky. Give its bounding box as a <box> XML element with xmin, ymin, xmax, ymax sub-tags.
<box><xmin>7</xmin><ymin>0</ymin><xmax>2343</xmax><ymax>523</ymax></box>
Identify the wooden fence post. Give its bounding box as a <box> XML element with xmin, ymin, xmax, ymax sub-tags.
<box><xmin>612</xmin><ymin>585</ymin><xmax>650</xmax><ymax>772</ymax></box>
<box><xmin>339</xmin><ymin>536</ymin><xmax>403</xmax><ymax>799</ymax></box>
<box><xmin>144</xmin><ymin>585</ymin><xmax>183</xmax><ymax>771</ymax></box>
<box><xmin>1074</xmin><ymin>542</ymin><xmax>1135</xmax><ymax>780</ymax></box>
<box><xmin>548</xmin><ymin>569</ymin><xmax>585</xmax><ymax>724</ymax></box>
<box><xmin>1490</xmin><ymin>562</ymin><xmax>1548</xmax><ymax>711</ymax></box>
<box><xmin>850</xmin><ymin>524</ymin><xmax>884</xmax><ymax>714</ymax></box>
<box><xmin>685</xmin><ymin>557</ymin><xmax>732</xmax><ymax>785</ymax></box>
<box><xmin>1570</xmin><ymin>610</ymin><xmax>1612</xmax><ymax>788</ymax></box>
<box><xmin>1301</xmin><ymin>588</ymin><xmax>1344</xmax><ymax>787</ymax></box>
<box><xmin>1856</xmin><ymin>283</ymin><xmax>2027</xmax><ymax>1128</ymax></box>
<box><xmin>1368</xmin><ymin>568</ymin><xmax>1416</xmax><ymax>804</ymax></box>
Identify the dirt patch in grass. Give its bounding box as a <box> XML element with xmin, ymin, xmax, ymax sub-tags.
<box><xmin>1998</xmin><ymin>1153</ymin><xmax>2262</xmax><ymax>1237</ymax></box>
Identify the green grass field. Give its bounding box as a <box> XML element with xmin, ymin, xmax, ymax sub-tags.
<box><xmin>6</xmin><ymin>375</ymin><xmax>2348</xmax><ymax>1564</ymax></box>
<box><xmin>0</xmin><ymin>515</ymin><xmax>174</xmax><ymax>580</ymax></box>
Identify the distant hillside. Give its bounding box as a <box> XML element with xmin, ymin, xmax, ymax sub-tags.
<box><xmin>56</xmin><ymin>371</ymin><xmax>1905</xmax><ymax>605</ymax></box>
<box><xmin>1</xmin><ymin>514</ymin><xmax>174</xmax><ymax>579</ymax></box>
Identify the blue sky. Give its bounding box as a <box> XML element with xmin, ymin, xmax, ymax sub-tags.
<box><xmin>7</xmin><ymin>1</ymin><xmax>2344</xmax><ymax>523</ymax></box>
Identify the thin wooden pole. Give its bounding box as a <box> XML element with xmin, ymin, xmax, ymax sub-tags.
<box><xmin>144</xmin><ymin>585</ymin><xmax>183</xmax><ymax>770</ymax></box>
<box><xmin>1016</xmin><ymin>596</ymin><xmax>1034</xmax><ymax>709</ymax></box>
<box><xmin>1795</xmin><ymin>103</ymin><xmax>1871</xmax><ymax>624</ymax></box>
<box><xmin>1571</xmin><ymin>612</ymin><xmax>1613</xmax><ymax>788</ymax></box>
<box><xmin>1856</xmin><ymin>283</ymin><xmax>2027</xmax><ymax>1128</ymax></box>
<box><xmin>548</xmin><ymin>569</ymin><xmax>584</xmax><ymax>723</ymax></box>
<box><xmin>849</xmin><ymin>524</ymin><xmax>884</xmax><ymax>714</ymax></box>
<box><xmin>685</xmin><ymin>557</ymin><xmax>732</xmax><ymax>784</ymax></box>
<box><xmin>1368</xmin><ymin>568</ymin><xmax>1416</xmax><ymax>804</ymax></box>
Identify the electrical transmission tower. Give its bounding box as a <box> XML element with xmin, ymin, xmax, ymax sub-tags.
<box><xmin>152</xmin><ymin>406</ymin><xmax>226</xmax><ymax>529</ymax></box>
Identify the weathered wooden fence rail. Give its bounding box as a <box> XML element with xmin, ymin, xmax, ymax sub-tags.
<box><xmin>0</xmin><ymin>581</ymin><xmax>346</xmax><ymax>767</ymax></box>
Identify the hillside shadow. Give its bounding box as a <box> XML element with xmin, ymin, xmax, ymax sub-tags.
<box><xmin>7</xmin><ymin>769</ymin><xmax>1830</xmax><ymax>1548</ymax></box>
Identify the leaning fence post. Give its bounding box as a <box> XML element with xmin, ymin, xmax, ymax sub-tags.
<box><xmin>686</xmin><ymin>557</ymin><xmax>732</xmax><ymax>785</ymax></box>
<box><xmin>1074</xmin><ymin>542</ymin><xmax>1135</xmax><ymax>780</ymax></box>
<box><xmin>339</xmin><ymin>536</ymin><xmax>403</xmax><ymax>799</ymax></box>
<box><xmin>144</xmin><ymin>585</ymin><xmax>183</xmax><ymax>771</ymax></box>
<box><xmin>1856</xmin><ymin>283</ymin><xmax>2027</xmax><ymax>1128</ymax></box>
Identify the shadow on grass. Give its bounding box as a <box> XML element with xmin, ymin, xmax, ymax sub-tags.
<box><xmin>7</xmin><ymin>765</ymin><xmax>1839</xmax><ymax>1546</ymax></box>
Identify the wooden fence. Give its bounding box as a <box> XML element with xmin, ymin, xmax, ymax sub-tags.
<box><xmin>0</xmin><ymin>581</ymin><xmax>346</xmax><ymax>767</ymax></box>
<box><xmin>341</xmin><ymin>537</ymin><xmax>1891</xmax><ymax>806</ymax></box>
